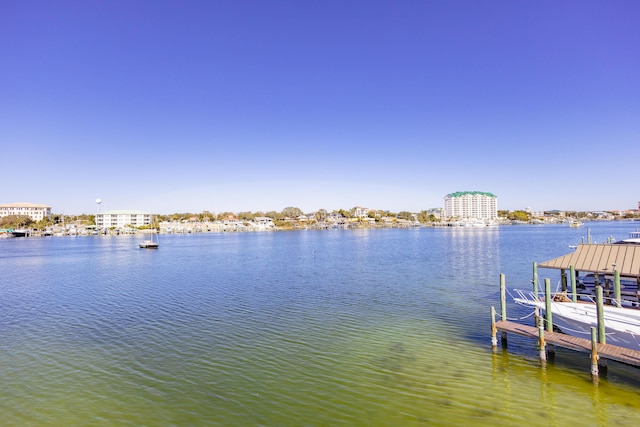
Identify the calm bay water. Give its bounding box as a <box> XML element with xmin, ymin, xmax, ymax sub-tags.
<box><xmin>2</xmin><ymin>222</ymin><xmax>640</xmax><ymax>426</ymax></box>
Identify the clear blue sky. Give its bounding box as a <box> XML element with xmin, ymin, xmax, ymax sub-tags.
<box><xmin>2</xmin><ymin>1</ymin><xmax>639</xmax><ymax>215</ymax></box>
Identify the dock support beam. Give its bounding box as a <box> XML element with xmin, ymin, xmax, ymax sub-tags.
<box><xmin>590</xmin><ymin>327</ymin><xmax>599</xmax><ymax>381</ymax></box>
<box><xmin>544</xmin><ymin>278</ymin><xmax>553</xmax><ymax>332</ymax></box>
<box><xmin>500</xmin><ymin>274</ymin><xmax>507</xmax><ymax>345</ymax></box>
<box><xmin>570</xmin><ymin>265</ymin><xmax>577</xmax><ymax>303</ymax></box>
<box><xmin>538</xmin><ymin>308</ymin><xmax>546</xmax><ymax>362</ymax></box>
<box><xmin>614</xmin><ymin>270</ymin><xmax>621</xmax><ymax>308</ymax></box>
<box><xmin>532</xmin><ymin>262</ymin><xmax>538</xmax><ymax>296</ymax></box>
<box><xmin>491</xmin><ymin>306</ymin><xmax>498</xmax><ymax>348</ymax></box>
<box><xmin>596</xmin><ymin>285</ymin><xmax>606</xmax><ymax>344</ymax></box>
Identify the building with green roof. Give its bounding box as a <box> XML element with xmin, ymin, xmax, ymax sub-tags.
<box><xmin>444</xmin><ymin>191</ymin><xmax>497</xmax><ymax>220</ymax></box>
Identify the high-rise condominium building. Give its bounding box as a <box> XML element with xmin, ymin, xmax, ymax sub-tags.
<box><xmin>444</xmin><ymin>191</ymin><xmax>498</xmax><ymax>220</ymax></box>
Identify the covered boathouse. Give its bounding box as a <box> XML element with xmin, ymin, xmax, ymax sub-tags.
<box><xmin>538</xmin><ymin>243</ymin><xmax>640</xmax><ymax>301</ymax></box>
<box><xmin>493</xmin><ymin>243</ymin><xmax>640</xmax><ymax>376</ymax></box>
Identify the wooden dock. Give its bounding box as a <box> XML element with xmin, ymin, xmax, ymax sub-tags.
<box><xmin>496</xmin><ymin>319</ymin><xmax>640</xmax><ymax>367</ymax></box>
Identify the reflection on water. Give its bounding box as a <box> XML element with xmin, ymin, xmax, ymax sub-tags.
<box><xmin>2</xmin><ymin>223</ymin><xmax>640</xmax><ymax>425</ymax></box>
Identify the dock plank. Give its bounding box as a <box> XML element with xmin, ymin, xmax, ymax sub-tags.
<box><xmin>495</xmin><ymin>320</ymin><xmax>640</xmax><ymax>366</ymax></box>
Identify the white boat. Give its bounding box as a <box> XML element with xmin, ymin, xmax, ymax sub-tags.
<box><xmin>511</xmin><ymin>243</ymin><xmax>640</xmax><ymax>351</ymax></box>
<box><xmin>614</xmin><ymin>230</ymin><xmax>640</xmax><ymax>245</ymax></box>
<box><xmin>139</xmin><ymin>222</ymin><xmax>159</xmax><ymax>249</ymax></box>
<box><xmin>514</xmin><ymin>290</ymin><xmax>640</xmax><ymax>351</ymax></box>
<box><xmin>139</xmin><ymin>238</ymin><xmax>159</xmax><ymax>249</ymax></box>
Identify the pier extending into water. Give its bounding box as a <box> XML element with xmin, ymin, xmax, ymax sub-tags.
<box><xmin>493</xmin><ymin>243</ymin><xmax>640</xmax><ymax>380</ymax></box>
<box><xmin>492</xmin><ymin>271</ymin><xmax>640</xmax><ymax>380</ymax></box>
<box><xmin>494</xmin><ymin>319</ymin><xmax>640</xmax><ymax>367</ymax></box>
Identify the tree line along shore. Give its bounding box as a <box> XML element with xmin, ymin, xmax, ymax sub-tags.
<box><xmin>1</xmin><ymin>206</ymin><xmax>638</xmax><ymax>236</ymax></box>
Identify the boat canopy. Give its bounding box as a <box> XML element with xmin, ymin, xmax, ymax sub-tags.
<box><xmin>538</xmin><ymin>243</ymin><xmax>640</xmax><ymax>278</ymax></box>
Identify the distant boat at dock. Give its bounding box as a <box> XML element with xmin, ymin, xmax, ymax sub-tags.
<box><xmin>614</xmin><ymin>230</ymin><xmax>640</xmax><ymax>245</ymax></box>
<box><xmin>10</xmin><ymin>229</ymin><xmax>29</xmax><ymax>237</ymax></box>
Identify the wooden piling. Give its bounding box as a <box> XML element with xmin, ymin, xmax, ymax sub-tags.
<box><xmin>532</xmin><ymin>262</ymin><xmax>538</xmax><ymax>296</ymax></box>
<box><xmin>614</xmin><ymin>270</ymin><xmax>621</xmax><ymax>308</ymax></box>
<box><xmin>500</xmin><ymin>274</ymin><xmax>506</xmax><ymax>321</ymax></box>
<box><xmin>570</xmin><ymin>265</ymin><xmax>577</xmax><ymax>303</ymax></box>
<box><xmin>590</xmin><ymin>327</ymin><xmax>598</xmax><ymax>380</ymax></box>
<box><xmin>491</xmin><ymin>306</ymin><xmax>498</xmax><ymax>348</ymax></box>
<box><xmin>596</xmin><ymin>285</ymin><xmax>606</xmax><ymax>345</ymax></box>
<box><xmin>538</xmin><ymin>313</ymin><xmax>546</xmax><ymax>362</ymax></box>
<box><xmin>544</xmin><ymin>278</ymin><xmax>553</xmax><ymax>332</ymax></box>
<box><xmin>499</xmin><ymin>274</ymin><xmax>507</xmax><ymax>345</ymax></box>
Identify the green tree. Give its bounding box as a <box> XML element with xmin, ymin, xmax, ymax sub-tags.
<box><xmin>397</xmin><ymin>211</ymin><xmax>414</xmax><ymax>221</ymax></box>
<box><xmin>34</xmin><ymin>217</ymin><xmax>54</xmax><ymax>230</ymax></box>
<box><xmin>338</xmin><ymin>209</ymin><xmax>351</xmax><ymax>219</ymax></box>
<box><xmin>237</xmin><ymin>211</ymin><xmax>256</xmax><ymax>220</ymax></box>
<box><xmin>264</xmin><ymin>211</ymin><xmax>282</xmax><ymax>220</ymax></box>
<box><xmin>0</xmin><ymin>215</ymin><xmax>34</xmax><ymax>229</ymax></box>
<box><xmin>217</xmin><ymin>212</ymin><xmax>236</xmax><ymax>220</ymax></box>
<box><xmin>281</xmin><ymin>206</ymin><xmax>303</xmax><ymax>218</ymax></box>
<box><xmin>507</xmin><ymin>210</ymin><xmax>530</xmax><ymax>221</ymax></box>
<box><xmin>417</xmin><ymin>210</ymin><xmax>438</xmax><ymax>223</ymax></box>
<box><xmin>316</xmin><ymin>209</ymin><xmax>328</xmax><ymax>221</ymax></box>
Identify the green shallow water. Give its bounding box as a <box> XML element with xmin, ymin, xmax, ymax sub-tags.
<box><xmin>2</xmin><ymin>223</ymin><xmax>640</xmax><ymax>426</ymax></box>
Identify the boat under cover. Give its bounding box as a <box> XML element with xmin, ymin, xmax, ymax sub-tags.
<box><xmin>514</xmin><ymin>289</ymin><xmax>640</xmax><ymax>351</ymax></box>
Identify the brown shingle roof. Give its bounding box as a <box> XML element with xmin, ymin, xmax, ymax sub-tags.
<box><xmin>538</xmin><ymin>244</ymin><xmax>640</xmax><ymax>277</ymax></box>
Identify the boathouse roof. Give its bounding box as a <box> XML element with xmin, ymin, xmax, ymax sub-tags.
<box><xmin>539</xmin><ymin>244</ymin><xmax>640</xmax><ymax>278</ymax></box>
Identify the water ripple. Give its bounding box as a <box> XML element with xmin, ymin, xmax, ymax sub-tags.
<box><xmin>3</xmin><ymin>227</ymin><xmax>640</xmax><ymax>425</ymax></box>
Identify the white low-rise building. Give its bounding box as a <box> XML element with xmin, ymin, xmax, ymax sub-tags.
<box><xmin>0</xmin><ymin>202</ymin><xmax>52</xmax><ymax>221</ymax></box>
<box><xmin>253</xmin><ymin>217</ymin><xmax>275</xmax><ymax>229</ymax></box>
<box><xmin>95</xmin><ymin>210</ymin><xmax>153</xmax><ymax>229</ymax></box>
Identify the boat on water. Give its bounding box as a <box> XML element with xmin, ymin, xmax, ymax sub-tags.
<box><xmin>514</xmin><ymin>289</ymin><xmax>640</xmax><ymax>351</ymax></box>
<box><xmin>614</xmin><ymin>230</ymin><xmax>640</xmax><ymax>245</ymax></box>
<box><xmin>569</xmin><ymin>220</ymin><xmax>584</xmax><ymax>228</ymax></box>
<box><xmin>139</xmin><ymin>238</ymin><xmax>159</xmax><ymax>249</ymax></box>
<box><xmin>139</xmin><ymin>224</ymin><xmax>159</xmax><ymax>249</ymax></box>
<box><xmin>512</xmin><ymin>242</ymin><xmax>640</xmax><ymax>351</ymax></box>
<box><xmin>10</xmin><ymin>229</ymin><xmax>29</xmax><ymax>237</ymax></box>
<box><xmin>459</xmin><ymin>219</ymin><xmax>499</xmax><ymax>227</ymax></box>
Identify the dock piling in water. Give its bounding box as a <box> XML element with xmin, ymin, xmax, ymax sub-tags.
<box><xmin>570</xmin><ymin>265</ymin><xmax>577</xmax><ymax>303</ymax></box>
<box><xmin>491</xmin><ymin>306</ymin><xmax>498</xmax><ymax>348</ymax></box>
<box><xmin>596</xmin><ymin>285</ymin><xmax>606</xmax><ymax>344</ymax></box>
<box><xmin>614</xmin><ymin>269</ymin><xmax>621</xmax><ymax>308</ymax></box>
<box><xmin>544</xmin><ymin>278</ymin><xmax>553</xmax><ymax>332</ymax></box>
<box><xmin>499</xmin><ymin>274</ymin><xmax>507</xmax><ymax>344</ymax></box>
<box><xmin>537</xmin><ymin>307</ymin><xmax>546</xmax><ymax>362</ymax></box>
<box><xmin>590</xmin><ymin>327</ymin><xmax>599</xmax><ymax>380</ymax></box>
